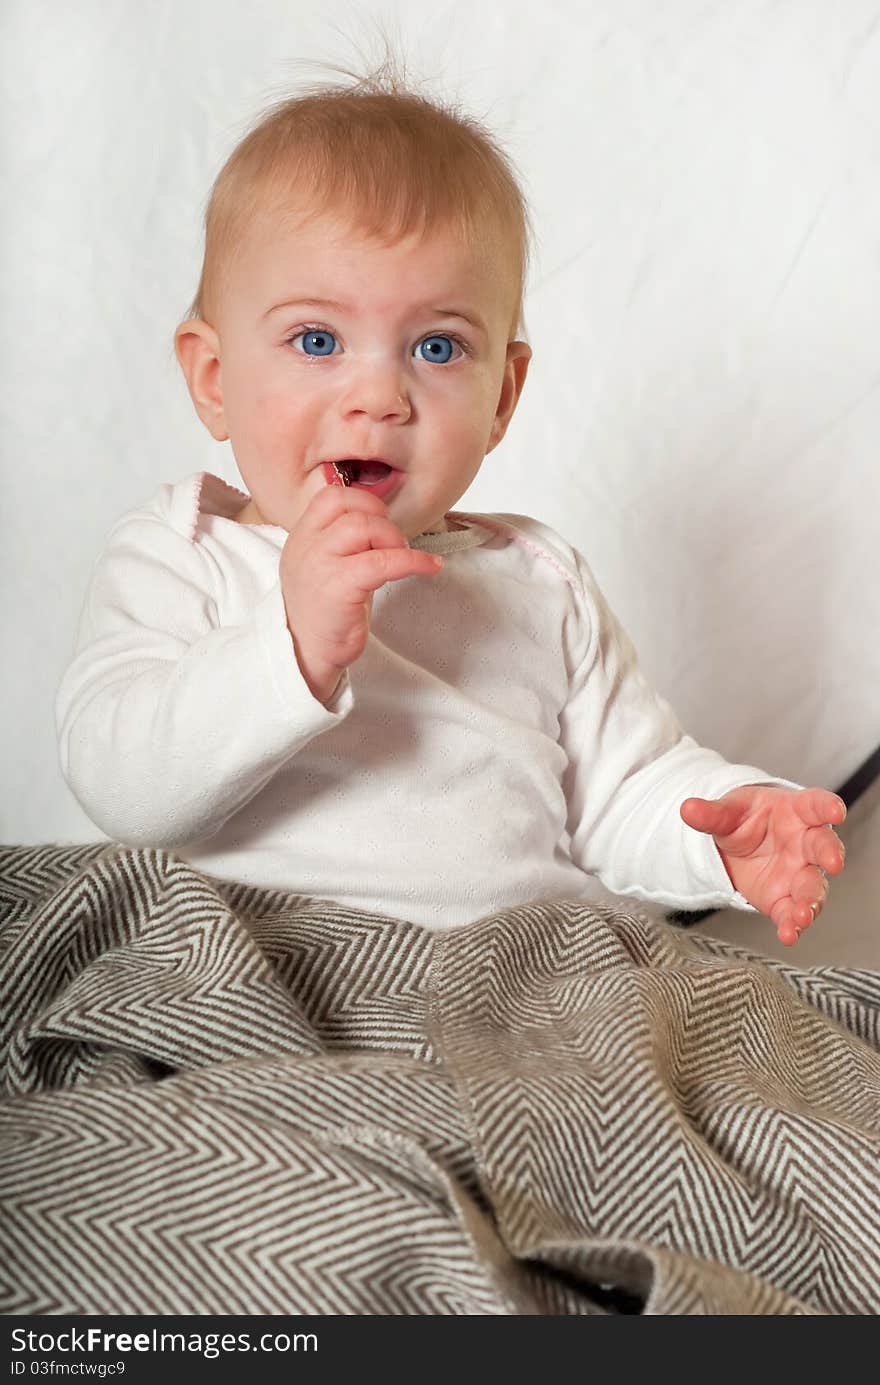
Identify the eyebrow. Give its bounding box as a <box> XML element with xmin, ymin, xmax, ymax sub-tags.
<box><xmin>264</xmin><ymin>296</ymin><xmax>487</xmax><ymax>338</ymax></box>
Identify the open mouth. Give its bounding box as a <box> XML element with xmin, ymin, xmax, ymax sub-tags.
<box><xmin>326</xmin><ymin>459</ymin><xmax>401</xmax><ymax>499</ymax></box>
<box><xmin>339</xmin><ymin>460</ymin><xmax>393</xmax><ymax>486</ymax></box>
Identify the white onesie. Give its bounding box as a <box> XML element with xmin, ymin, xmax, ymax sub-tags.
<box><xmin>56</xmin><ymin>472</ymin><xmax>797</xmax><ymax>929</ymax></box>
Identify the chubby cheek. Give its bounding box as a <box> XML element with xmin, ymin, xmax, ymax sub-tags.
<box><xmin>454</xmin><ymin>408</ymin><xmax>499</xmax><ymax>472</ymax></box>
<box><xmin>429</xmin><ymin>372</ymin><xmax>492</xmax><ymax>439</ymax></box>
<box><xmin>229</xmin><ymin>369</ymin><xmax>308</xmax><ymax>463</ymax></box>
<box><xmin>460</xmin><ymin>366</ymin><xmax>507</xmax><ymax>450</ymax></box>
<box><xmin>256</xmin><ymin>391</ymin><xmax>306</xmax><ymax>451</ymax></box>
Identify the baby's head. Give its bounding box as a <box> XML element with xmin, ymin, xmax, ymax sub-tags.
<box><xmin>174</xmin><ymin>63</ymin><xmax>534</xmax><ymax>539</ymax></box>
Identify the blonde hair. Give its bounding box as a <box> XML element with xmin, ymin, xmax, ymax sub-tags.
<box><xmin>180</xmin><ymin>50</ymin><xmax>535</xmax><ymax>343</ymax></box>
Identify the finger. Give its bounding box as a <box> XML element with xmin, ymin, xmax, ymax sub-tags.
<box><xmin>324</xmin><ymin>511</ymin><xmax>413</xmax><ymax>557</ymax></box>
<box><xmin>307</xmin><ymin>483</ymin><xmax>391</xmax><ymax>532</ymax></box>
<box><xmin>347</xmin><ymin>545</ymin><xmax>444</xmax><ymax>595</ymax></box>
<box><xmin>803</xmin><ymin>824</ymin><xmax>846</xmax><ymax>875</ymax></box>
<box><xmin>770</xmin><ymin>863</ymin><xmax>829</xmax><ymax>944</ymax></box>
<box><xmin>680</xmin><ymin>796</ymin><xmax>744</xmax><ymax>837</ymax></box>
<box><xmin>785</xmin><ymin>864</ymin><xmax>830</xmax><ymax>935</ymax></box>
<box><xmin>795</xmin><ymin>788</ymin><xmax>847</xmax><ymax>828</ymax></box>
<box><xmin>770</xmin><ymin>896</ymin><xmax>803</xmax><ymax>946</ymax></box>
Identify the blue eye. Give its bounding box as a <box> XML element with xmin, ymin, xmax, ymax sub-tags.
<box><xmin>294</xmin><ymin>329</ymin><xmax>337</xmax><ymax>356</ymax></box>
<box><xmin>417</xmin><ymin>335</ymin><xmax>457</xmax><ymax>364</ymax></box>
<box><xmin>288</xmin><ymin>327</ymin><xmax>465</xmax><ymax>361</ymax></box>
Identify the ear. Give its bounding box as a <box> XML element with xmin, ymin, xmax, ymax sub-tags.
<box><xmin>486</xmin><ymin>340</ymin><xmax>532</xmax><ymax>453</ymax></box>
<box><xmin>174</xmin><ymin>320</ymin><xmax>229</xmax><ymax>441</ymax></box>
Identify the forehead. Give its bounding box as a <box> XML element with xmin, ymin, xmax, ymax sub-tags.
<box><xmin>227</xmin><ymin>203</ymin><xmax>512</xmax><ymax>324</ymax></box>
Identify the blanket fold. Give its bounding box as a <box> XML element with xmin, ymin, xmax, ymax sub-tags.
<box><xmin>1</xmin><ymin>844</ymin><xmax>878</xmax><ymax>1315</ymax></box>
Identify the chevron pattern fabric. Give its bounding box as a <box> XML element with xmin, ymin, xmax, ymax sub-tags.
<box><xmin>1</xmin><ymin>843</ymin><xmax>879</xmax><ymax>1315</ymax></box>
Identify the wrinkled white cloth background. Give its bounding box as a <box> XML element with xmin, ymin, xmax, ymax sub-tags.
<box><xmin>2</xmin><ymin>0</ymin><xmax>877</xmax><ymax>962</ymax></box>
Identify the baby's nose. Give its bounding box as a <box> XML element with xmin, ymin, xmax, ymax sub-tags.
<box><xmin>342</xmin><ymin>364</ymin><xmax>411</xmax><ymax>422</ymax></box>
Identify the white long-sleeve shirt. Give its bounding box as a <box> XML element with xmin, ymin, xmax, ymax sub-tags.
<box><xmin>56</xmin><ymin>471</ymin><xmax>798</xmax><ymax>929</ymax></box>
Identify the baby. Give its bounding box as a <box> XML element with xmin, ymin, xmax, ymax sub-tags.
<box><xmin>56</xmin><ymin>74</ymin><xmax>846</xmax><ymax>945</ymax></box>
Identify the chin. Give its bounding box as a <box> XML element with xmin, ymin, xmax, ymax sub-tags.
<box><xmin>396</xmin><ymin>505</ymin><xmax>448</xmax><ymax>538</ymax></box>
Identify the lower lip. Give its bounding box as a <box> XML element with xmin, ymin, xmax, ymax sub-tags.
<box><xmin>350</xmin><ymin>469</ymin><xmax>402</xmax><ymax>500</ymax></box>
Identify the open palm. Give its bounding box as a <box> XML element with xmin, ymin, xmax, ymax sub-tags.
<box><xmin>680</xmin><ymin>785</ymin><xmax>847</xmax><ymax>945</ymax></box>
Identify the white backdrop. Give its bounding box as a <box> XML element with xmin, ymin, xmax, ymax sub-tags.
<box><xmin>3</xmin><ymin>0</ymin><xmax>879</xmax><ymax>845</ymax></box>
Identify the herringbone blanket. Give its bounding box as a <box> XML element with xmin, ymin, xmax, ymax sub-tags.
<box><xmin>1</xmin><ymin>844</ymin><xmax>879</xmax><ymax>1315</ymax></box>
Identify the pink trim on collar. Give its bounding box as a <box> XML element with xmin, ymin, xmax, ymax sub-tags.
<box><xmin>186</xmin><ymin>473</ymin><xmax>206</xmax><ymax>544</ymax></box>
<box><xmin>187</xmin><ymin>472</ymin><xmax>251</xmax><ymax>543</ymax></box>
<box><xmin>450</xmin><ymin>513</ymin><xmax>579</xmax><ymax>593</ymax></box>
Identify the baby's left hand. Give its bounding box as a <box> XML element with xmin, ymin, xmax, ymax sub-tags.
<box><xmin>680</xmin><ymin>786</ymin><xmax>847</xmax><ymax>945</ymax></box>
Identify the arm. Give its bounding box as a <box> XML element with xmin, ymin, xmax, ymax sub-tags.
<box><xmin>56</xmin><ymin>511</ymin><xmax>352</xmax><ymax>848</ymax></box>
<box><xmin>558</xmin><ymin>551</ymin><xmax>802</xmax><ymax>911</ymax></box>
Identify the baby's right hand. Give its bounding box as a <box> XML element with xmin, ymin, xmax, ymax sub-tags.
<box><xmin>279</xmin><ymin>485</ymin><xmax>444</xmax><ymax>705</ymax></box>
